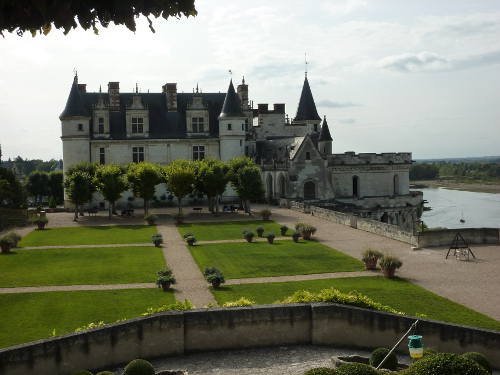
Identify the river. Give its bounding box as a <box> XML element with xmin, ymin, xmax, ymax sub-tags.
<box><xmin>415</xmin><ymin>188</ymin><xmax>500</xmax><ymax>229</ymax></box>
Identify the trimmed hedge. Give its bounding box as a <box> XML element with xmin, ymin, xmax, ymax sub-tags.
<box><xmin>123</xmin><ymin>359</ymin><xmax>155</xmax><ymax>375</ymax></box>
<box><xmin>336</xmin><ymin>363</ymin><xmax>380</xmax><ymax>375</ymax></box>
<box><xmin>405</xmin><ymin>353</ymin><xmax>488</xmax><ymax>375</ymax></box>
<box><xmin>304</xmin><ymin>368</ymin><xmax>337</xmax><ymax>375</ymax></box>
<box><xmin>461</xmin><ymin>352</ymin><xmax>492</xmax><ymax>374</ymax></box>
<box><xmin>369</xmin><ymin>347</ymin><xmax>398</xmax><ymax>370</ymax></box>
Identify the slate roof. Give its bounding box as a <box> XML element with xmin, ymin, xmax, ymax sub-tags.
<box><xmin>62</xmin><ymin>84</ymin><xmax>226</xmax><ymax>139</ymax></box>
<box><xmin>294</xmin><ymin>76</ymin><xmax>321</xmax><ymax>122</ymax></box>
<box><xmin>219</xmin><ymin>80</ymin><xmax>244</xmax><ymax>118</ymax></box>
<box><xmin>319</xmin><ymin>116</ymin><xmax>333</xmax><ymax>141</ymax></box>
<box><xmin>255</xmin><ymin>136</ymin><xmax>305</xmax><ymax>163</ymax></box>
<box><xmin>59</xmin><ymin>76</ymin><xmax>90</xmax><ymax>119</ymax></box>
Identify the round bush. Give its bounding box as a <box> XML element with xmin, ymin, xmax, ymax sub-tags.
<box><xmin>72</xmin><ymin>371</ymin><xmax>93</xmax><ymax>375</ymax></box>
<box><xmin>369</xmin><ymin>347</ymin><xmax>398</xmax><ymax>370</ymax></box>
<box><xmin>96</xmin><ymin>372</ymin><xmax>115</xmax><ymax>375</ymax></box>
<box><xmin>304</xmin><ymin>367</ymin><xmax>337</xmax><ymax>375</ymax></box>
<box><xmin>406</xmin><ymin>353</ymin><xmax>489</xmax><ymax>375</ymax></box>
<box><xmin>336</xmin><ymin>363</ymin><xmax>380</xmax><ymax>375</ymax></box>
<box><xmin>123</xmin><ymin>359</ymin><xmax>155</xmax><ymax>375</ymax></box>
<box><xmin>461</xmin><ymin>352</ymin><xmax>492</xmax><ymax>374</ymax></box>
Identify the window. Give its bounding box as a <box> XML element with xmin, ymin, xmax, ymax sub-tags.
<box><xmin>245</xmin><ymin>146</ymin><xmax>249</xmax><ymax>155</ymax></box>
<box><xmin>132</xmin><ymin>117</ymin><xmax>144</xmax><ymax>133</ymax></box>
<box><xmin>353</xmin><ymin>176</ymin><xmax>359</xmax><ymax>198</ymax></box>
<box><xmin>99</xmin><ymin>148</ymin><xmax>105</xmax><ymax>164</ymax></box>
<box><xmin>241</xmin><ymin>123</ymin><xmax>244</xmax><ymax>131</ymax></box>
<box><xmin>193</xmin><ymin>145</ymin><xmax>205</xmax><ymax>160</ymax></box>
<box><xmin>78</xmin><ymin>123</ymin><xmax>83</xmax><ymax>131</ymax></box>
<box><xmin>314</xmin><ymin>124</ymin><xmax>318</xmax><ymax>132</ymax></box>
<box><xmin>192</xmin><ymin>117</ymin><xmax>204</xmax><ymax>133</ymax></box>
<box><xmin>305</xmin><ymin>152</ymin><xmax>311</xmax><ymax>160</ymax></box>
<box><xmin>245</xmin><ymin>118</ymin><xmax>249</xmax><ymax>131</ymax></box>
<box><xmin>227</xmin><ymin>123</ymin><xmax>232</xmax><ymax>131</ymax></box>
<box><xmin>132</xmin><ymin>147</ymin><xmax>144</xmax><ymax>163</ymax></box>
<box><xmin>98</xmin><ymin>117</ymin><xmax>104</xmax><ymax>134</ymax></box>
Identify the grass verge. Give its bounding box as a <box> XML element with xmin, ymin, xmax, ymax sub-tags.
<box><xmin>18</xmin><ymin>225</ymin><xmax>157</xmax><ymax>247</ymax></box>
<box><xmin>212</xmin><ymin>276</ymin><xmax>500</xmax><ymax>331</ymax></box>
<box><xmin>189</xmin><ymin>240</ymin><xmax>364</xmax><ymax>278</ymax></box>
<box><xmin>0</xmin><ymin>246</ymin><xmax>164</xmax><ymax>287</ymax></box>
<box><xmin>177</xmin><ymin>220</ymin><xmax>285</xmax><ymax>241</ymax></box>
<box><xmin>0</xmin><ymin>289</ymin><xmax>175</xmax><ymax>349</ymax></box>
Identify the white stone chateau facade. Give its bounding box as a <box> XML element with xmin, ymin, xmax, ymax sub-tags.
<box><xmin>60</xmin><ymin>74</ymin><xmax>423</xmax><ymax>230</ymax></box>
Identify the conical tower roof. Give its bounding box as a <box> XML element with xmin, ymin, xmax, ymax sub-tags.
<box><xmin>319</xmin><ymin>116</ymin><xmax>333</xmax><ymax>141</ymax></box>
<box><xmin>219</xmin><ymin>79</ymin><xmax>244</xmax><ymax>119</ymax></box>
<box><xmin>294</xmin><ymin>76</ymin><xmax>321</xmax><ymax>122</ymax></box>
<box><xmin>59</xmin><ymin>75</ymin><xmax>89</xmax><ymax>119</ymax></box>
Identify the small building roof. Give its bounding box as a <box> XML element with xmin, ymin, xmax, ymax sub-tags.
<box><xmin>59</xmin><ymin>76</ymin><xmax>90</xmax><ymax>119</ymax></box>
<box><xmin>219</xmin><ymin>79</ymin><xmax>244</xmax><ymax>119</ymax></box>
<box><xmin>294</xmin><ymin>76</ymin><xmax>321</xmax><ymax>122</ymax></box>
<box><xmin>319</xmin><ymin>116</ymin><xmax>333</xmax><ymax>141</ymax></box>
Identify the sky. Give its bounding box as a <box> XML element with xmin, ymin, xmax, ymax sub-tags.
<box><xmin>1</xmin><ymin>0</ymin><xmax>499</xmax><ymax>161</ymax></box>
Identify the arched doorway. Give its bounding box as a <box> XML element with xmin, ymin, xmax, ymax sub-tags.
<box><xmin>266</xmin><ymin>174</ymin><xmax>273</xmax><ymax>201</ymax></box>
<box><xmin>381</xmin><ymin>212</ymin><xmax>389</xmax><ymax>223</ymax></box>
<box><xmin>393</xmin><ymin>175</ymin><xmax>399</xmax><ymax>195</ymax></box>
<box><xmin>353</xmin><ymin>176</ymin><xmax>359</xmax><ymax>198</ymax></box>
<box><xmin>304</xmin><ymin>181</ymin><xmax>316</xmax><ymax>200</ymax></box>
<box><xmin>278</xmin><ymin>174</ymin><xmax>286</xmax><ymax>198</ymax></box>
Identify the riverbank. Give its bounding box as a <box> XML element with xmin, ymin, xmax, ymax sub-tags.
<box><xmin>411</xmin><ymin>179</ymin><xmax>500</xmax><ymax>194</ymax></box>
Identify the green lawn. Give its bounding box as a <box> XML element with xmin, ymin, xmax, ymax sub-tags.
<box><xmin>177</xmin><ymin>220</ymin><xmax>285</xmax><ymax>241</ymax></box>
<box><xmin>189</xmin><ymin>240</ymin><xmax>364</xmax><ymax>278</ymax></box>
<box><xmin>0</xmin><ymin>246</ymin><xmax>165</xmax><ymax>287</ymax></box>
<box><xmin>212</xmin><ymin>276</ymin><xmax>500</xmax><ymax>331</ymax></box>
<box><xmin>0</xmin><ymin>289</ymin><xmax>175</xmax><ymax>349</ymax></box>
<box><xmin>18</xmin><ymin>225</ymin><xmax>157</xmax><ymax>247</ymax></box>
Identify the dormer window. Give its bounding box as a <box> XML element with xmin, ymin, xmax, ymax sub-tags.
<box><xmin>306</xmin><ymin>152</ymin><xmax>311</xmax><ymax>160</ymax></box>
<box><xmin>193</xmin><ymin>117</ymin><xmax>204</xmax><ymax>133</ymax></box>
<box><xmin>98</xmin><ymin>118</ymin><xmax>104</xmax><ymax>134</ymax></box>
<box><xmin>132</xmin><ymin>117</ymin><xmax>144</xmax><ymax>133</ymax></box>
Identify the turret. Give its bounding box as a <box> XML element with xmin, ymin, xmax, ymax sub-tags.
<box><xmin>293</xmin><ymin>75</ymin><xmax>322</xmax><ymax>133</ymax></box>
<box><xmin>318</xmin><ymin>116</ymin><xmax>333</xmax><ymax>155</ymax></box>
<box><xmin>218</xmin><ymin>79</ymin><xmax>246</xmax><ymax>161</ymax></box>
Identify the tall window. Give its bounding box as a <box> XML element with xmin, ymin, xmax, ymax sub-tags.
<box><xmin>98</xmin><ymin>117</ymin><xmax>104</xmax><ymax>134</ymax></box>
<box><xmin>305</xmin><ymin>152</ymin><xmax>311</xmax><ymax>160</ymax></box>
<box><xmin>132</xmin><ymin>117</ymin><xmax>144</xmax><ymax>133</ymax></box>
<box><xmin>227</xmin><ymin>123</ymin><xmax>232</xmax><ymax>131</ymax></box>
<box><xmin>192</xmin><ymin>117</ymin><xmax>204</xmax><ymax>133</ymax></box>
<box><xmin>393</xmin><ymin>174</ymin><xmax>399</xmax><ymax>195</ymax></box>
<box><xmin>193</xmin><ymin>145</ymin><xmax>205</xmax><ymax>160</ymax></box>
<box><xmin>314</xmin><ymin>124</ymin><xmax>318</xmax><ymax>132</ymax></box>
<box><xmin>99</xmin><ymin>148</ymin><xmax>105</xmax><ymax>164</ymax></box>
<box><xmin>353</xmin><ymin>176</ymin><xmax>359</xmax><ymax>198</ymax></box>
<box><xmin>78</xmin><ymin>123</ymin><xmax>83</xmax><ymax>131</ymax></box>
<box><xmin>132</xmin><ymin>147</ymin><xmax>144</xmax><ymax>163</ymax></box>
<box><xmin>245</xmin><ymin>118</ymin><xmax>249</xmax><ymax>131</ymax></box>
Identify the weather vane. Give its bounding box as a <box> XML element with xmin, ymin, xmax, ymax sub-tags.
<box><xmin>229</xmin><ymin>69</ymin><xmax>232</xmax><ymax>78</ymax></box>
<box><xmin>304</xmin><ymin>52</ymin><xmax>308</xmax><ymax>77</ymax></box>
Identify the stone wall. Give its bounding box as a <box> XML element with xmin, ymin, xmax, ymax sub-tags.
<box><xmin>1</xmin><ymin>304</ymin><xmax>500</xmax><ymax>375</ymax></box>
<box><xmin>417</xmin><ymin>228</ymin><xmax>500</xmax><ymax>248</ymax></box>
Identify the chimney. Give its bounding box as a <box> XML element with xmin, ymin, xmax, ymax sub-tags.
<box><xmin>163</xmin><ymin>83</ymin><xmax>177</xmax><ymax>112</ymax></box>
<box><xmin>77</xmin><ymin>84</ymin><xmax>86</xmax><ymax>93</ymax></box>
<box><xmin>108</xmin><ymin>82</ymin><xmax>120</xmax><ymax>110</ymax></box>
<box><xmin>273</xmin><ymin>103</ymin><xmax>285</xmax><ymax>113</ymax></box>
<box><xmin>237</xmin><ymin>77</ymin><xmax>248</xmax><ymax>110</ymax></box>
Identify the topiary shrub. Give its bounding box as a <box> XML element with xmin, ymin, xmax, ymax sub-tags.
<box><xmin>304</xmin><ymin>367</ymin><xmax>337</xmax><ymax>375</ymax></box>
<box><xmin>336</xmin><ymin>363</ymin><xmax>380</xmax><ymax>375</ymax></box>
<box><xmin>96</xmin><ymin>372</ymin><xmax>115</xmax><ymax>375</ymax></box>
<box><xmin>461</xmin><ymin>352</ymin><xmax>492</xmax><ymax>374</ymax></box>
<box><xmin>72</xmin><ymin>371</ymin><xmax>93</xmax><ymax>375</ymax></box>
<box><xmin>5</xmin><ymin>232</ymin><xmax>21</xmax><ymax>247</ymax></box>
<box><xmin>123</xmin><ymin>359</ymin><xmax>155</xmax><ymax>375</ymax></box>
<box><xmin>256</xmin><ymin>225</ymin><xmax>265</xmax><ymax>237</ymax></box>
<box><xmin>369</xmin><ymin>347</ymin><xmax>398</xmax><ymax>370</ymax></box>
<box><xmin>405</xmin><ymin>353</ymin><xmax>489</xmax><ymax>375</ymax></box>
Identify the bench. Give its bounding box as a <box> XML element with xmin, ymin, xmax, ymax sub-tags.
<box><xmin>193</xmin><ymin>207</ymin><xmax>203</xmax><ymax>212</ymax></box>
<box><xmin>121</xmin><ymin>209</ymin><xmax>134</xmax><ymax>217</ymax></box>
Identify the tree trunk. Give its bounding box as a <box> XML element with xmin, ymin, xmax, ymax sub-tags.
<box><xmin>178</xmin><ymin>197</ymin><xmax>182</xmax><ymax>215</ymax></box>
<box><xmin>208</xmin><ymin>196</ymin><xmax>214</xmax><ymax>213</ymax></box>
<box><xmin>215</xmin><ymin>195</ymin><xmax>219</xmax><ymax>215</ymax></box>
<box><xmin>144</xmin><ymin>199</ymin><xmax>148</xmax><ymax>216</ymax></box>
<box><xmin>73</xmin><ymin>205</ymin><xmax>78</xmax><ymax>221</ymax></box>
<box><xmin>108</xmin><ymin>202</ymin><xmax>112</xmax><ymax>219</ymax></box>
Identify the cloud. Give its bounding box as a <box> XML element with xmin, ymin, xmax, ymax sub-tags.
<box><xmin>317</xmin><ymin>99</ymin><xmax>360</xmax><ymax>108</ymax></box>
<box><xmin>322</xmin><ymin>0</ymin><xmax>368</xmax><ymax>16</ymax></box>
<box><xmin>338</xmin><ymin>118</ymin><xmax>356</xmax><ymax>124</ymax></box>
<box><xmin>378</xmin><ymin>49</ymin><xmax>500</xmax><ymax>73</ymax></box>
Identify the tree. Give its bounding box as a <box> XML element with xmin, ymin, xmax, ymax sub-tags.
<box><xmin>64</xmin><ymin>171</ymin><xmax>93</xmax><ymax>221</ymax></box>
<box><xmin>48</xmin><ymin>171</ymin><xmax>64</xmax><ymax>204</ymax></box>
<box><xmin>65</xmin><ymin>162</ymin><xmax>98</xmax><ymax>211</ymax></box>
<box><xmin>234</xmin><ymin>165</ymin><xmax>264</xmax><ymax>214</ymax></box>
<box><xmin>195</xmin><ymin>159</ymin><xmax>230</xmax><ymax>214</ymax></box>
<box><xmin>0</xmin><ymin>167</ymin><xmax>25</xmax><ymax>208</ymax></box>
<box><xmin>1</xmin><ymin>1</ymin><xmax>197</xmax><ymax>37</ymax></box>
<box><xmin>26</xmin><ymin>171</ymin><xmax>49</xmax><ymax>204</ymax></box>
<box><xmin>126</xmin><ymin>162</ymin><xmax>162</xmax><ymax>216</ymax></box>
<box><xmin>95</xmin><ymin>164</ymin><xmax>128</xmax><ymax>219</ymax></box>
<box><xmin>164</xmin><ymin>160</ymin><xmax>196</xmax><ymax>215</ymax></box>
<box><xmin>227</xmin><ymin>156</ymin><xmax>255</xmax><ymax>192</ymax></box>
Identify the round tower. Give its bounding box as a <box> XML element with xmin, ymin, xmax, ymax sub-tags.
<box><xmin>218</xmin><ymin>79</ymin><xmax>246</xmax><ymax>161</ymax></box>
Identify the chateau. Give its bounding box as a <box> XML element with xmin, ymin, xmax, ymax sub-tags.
<box><xmin>60</xmin><ymin>74</ymin><xmax>423</xmax><ymax>231</ymax></box>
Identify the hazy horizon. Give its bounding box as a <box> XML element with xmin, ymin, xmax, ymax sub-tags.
<box><xmin>1</xmin><ymin>0</ymin><xmax>499</xmax><ymax>161</ymax></box>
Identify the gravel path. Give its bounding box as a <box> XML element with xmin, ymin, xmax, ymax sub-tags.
<box><xmin>157</xmin><ymin>218</ymin><xmax>216</xmax><ymax>307</ymax></box>
<box><xmin>0</xmin><ymin>283</ymin><xmax>155</xmax><ymax>294</ymax></box>
<box><xmin>225</xmin><ymin>271</ymin><xmax>378</xmax><ymax>285</ymax></box>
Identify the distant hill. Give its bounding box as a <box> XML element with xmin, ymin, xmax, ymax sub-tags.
<box><xmin>415</xmin><ymin>156</ymin><xmax>500</xmax><ymax>163</ymax></box>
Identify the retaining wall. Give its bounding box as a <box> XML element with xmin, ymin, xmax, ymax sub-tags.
<box><xmin>1</xmin><ymin>304</ymin><xmax>499</xmax><ymax>375</ymax></box>
<box><xmin>417</xmin><ymin>228</ymin><xmax>500</xmax><ymax>247</ymax></box>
